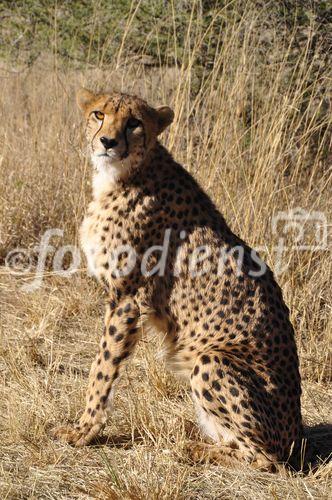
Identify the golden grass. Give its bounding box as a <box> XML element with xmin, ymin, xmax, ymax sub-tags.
<box><xmin>0</xmin><ymin>8</ymin><xmax>331</xmax><ymax>499</ymax></box>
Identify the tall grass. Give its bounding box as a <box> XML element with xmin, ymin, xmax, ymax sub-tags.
<box><xmin>0</xmin><ymin>2</ymin><xmax>331</xmax><ymax>498</ymax></box>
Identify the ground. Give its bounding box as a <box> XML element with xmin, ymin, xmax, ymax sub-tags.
<box><xmin>0</xmin><ymin>272</ymin><xmax>331</xmax><ymax>499</ymax></box>
<box><xmin>0</xmin><ymin>2</ymin><xmax>331</xmax><ymax>497</ymax></box>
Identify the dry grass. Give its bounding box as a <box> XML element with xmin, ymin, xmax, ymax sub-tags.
<box><xmin>0</xmin><ymin>5</ymin><xmax>331</xmax><ymax>499</ymax></box>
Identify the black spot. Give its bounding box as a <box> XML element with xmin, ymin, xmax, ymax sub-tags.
<box><xmin>201</xmin><ymin>355</ymin><xmax>210</xmax><ymax>364</ymax></box>
<box><xmin>222</xmin><ymin>357</ymin><xmax>230</xmax><ymax>366</ymax></box>
<box><xmin>109</xmin><ymin>325</ymin><xmax>117</xmax><ymax>335</ymax></box>
<box><xmin>202</xmin><ymin>389</ymin><xmax>213</xmax><ymax>402</ymax></box>
<box><xmin>242</xmin><ymin>421</ymin><xmax>251</xmax><ymax>429</ymax></box>
<box><xmin>212</xmin><ymin>380</ymin><xmax>221</xmax><ymax>391</ymax></box>
<box><xmin>104</xmin><ymin>350</ymin><xmax>111</xmax><ymax>360</ymax></box>
<box><xmin>230</xmin><ymin>387</ymin><xmax>239</xmax><ymax>397</ymax></box>
<box><xmin>97</xmin><ymin>371</ymin><xmax>103</xmax><ymax>380</ymax></box>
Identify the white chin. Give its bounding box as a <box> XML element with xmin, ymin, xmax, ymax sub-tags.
<box><xmin>91</xmin><ymin>154</ymin><xmax>131</xmax><ymax>198</ymax></box>
<box><xmin>91</xmin><ymin>153</ymin><xmax>123</xmax><ymax>171</ymax></box>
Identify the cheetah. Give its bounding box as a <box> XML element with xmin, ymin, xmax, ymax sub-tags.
<box><xmin>54</xmin><ymin>88</ymin><xmax>303</xmax><ymax>470</ymax></box>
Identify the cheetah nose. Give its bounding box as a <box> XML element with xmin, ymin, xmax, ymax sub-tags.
<box><xmin>100</xmin><ymin>136</ymin><xmax>118</xmax><ymax>150</ymax></box>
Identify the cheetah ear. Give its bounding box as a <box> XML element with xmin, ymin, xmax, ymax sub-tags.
<box><xmin>76</xmin><ymin>88</ymin><xmax>96</xmax><ymax>112</ymax></box>
<box><xmin>156</xmin><ymin>106</ymin><xmax>174</xmax><ymax>134</ymax></box>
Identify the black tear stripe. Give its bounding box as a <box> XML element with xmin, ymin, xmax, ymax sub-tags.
<box><xmin>88</xmin><ymin>112</ymin><xmax>104</xmax><ymax>154</ymax></box>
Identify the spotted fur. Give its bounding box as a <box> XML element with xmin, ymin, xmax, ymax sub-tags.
<box><xmin>54</xmin><ymin>89</ymin><xmax>302</xmax><ymax>470</ymax></box>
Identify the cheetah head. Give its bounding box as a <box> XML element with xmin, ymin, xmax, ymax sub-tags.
<box><xmin>77</xmin><ymin>88</ymin><xmax>174</xmax><ymax>183</ymax></box>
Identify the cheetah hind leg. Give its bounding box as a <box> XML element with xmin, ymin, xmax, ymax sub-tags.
<box><xmin>189</xmin><ymin>351</ymin><xmax>280</xmax><ymax>472</ymax></box>
<box><xmin>187</xmin><ymin>441</ymin><xmax>246</xmax><ymax>467</ymax></box>
<box><xmin>186</xmin><ymin>441</ymin><xmax>277</xmax><ymax>472</ymax></box>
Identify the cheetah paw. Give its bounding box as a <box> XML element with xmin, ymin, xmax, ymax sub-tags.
<box><xmin>52</xmin><ymin>419</ymin><xmax>105</xmax><ymax>447</ymax></box>
<box><xmin>184</xmin><ymin>440</ymin><xmax>208</xmax><ymax>463</ymax></box>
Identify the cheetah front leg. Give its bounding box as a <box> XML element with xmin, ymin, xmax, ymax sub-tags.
<box><xmin>53</xmin><ymin>297</ymin><xmax>140</xmax><ymax>447</ymax></box>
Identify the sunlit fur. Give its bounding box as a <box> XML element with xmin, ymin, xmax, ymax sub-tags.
<box><xmin>54</xmin><ymin>89</ymin><xmax>303</xmax><ymax>473</ymax></box>
<box><xmin>77</xmin><ymin>89</ymin><xmax>174</xmax><ymax>197</ymax></box>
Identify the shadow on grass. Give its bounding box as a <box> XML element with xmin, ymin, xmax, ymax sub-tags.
<box><xmin>301</xmin><ymin>423</ymin><xmax>332</xmax><ymax>471</ymax></box>
<box><xmin>91</xmin><ymin>430</ymin><xmax>145</xmax><ymax>449</ymax></box>
<box><xmin>89</xmin><ymin>422</ymin><xmax>332</xmax><ymax>475</ymax></box>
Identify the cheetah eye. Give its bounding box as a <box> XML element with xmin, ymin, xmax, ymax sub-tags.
<box><xmin>93</xmin><ymin>111</ymin><xmax>104</xmax><ymax>120</ymax></box>
<box><xmin>127</xmin><ymin>117</ymin><xmax>141</xmax><ymax>129</ymax></box>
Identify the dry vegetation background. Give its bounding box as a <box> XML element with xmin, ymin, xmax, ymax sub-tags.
<box><xmin>0</xmin><ymin>1</ymin><xmax>331</xmax><ymax>498</ymax></box>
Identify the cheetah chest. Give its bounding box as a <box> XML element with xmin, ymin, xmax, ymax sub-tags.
<box><xmin>80</xmin><ymin>214</ymin><xmax>104</xmax><ymax>279</ymax></box>
<box><xmin>80</xmin><ymin>201</ymin><xmax>131</xmax><ymax>281</ymax></box>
